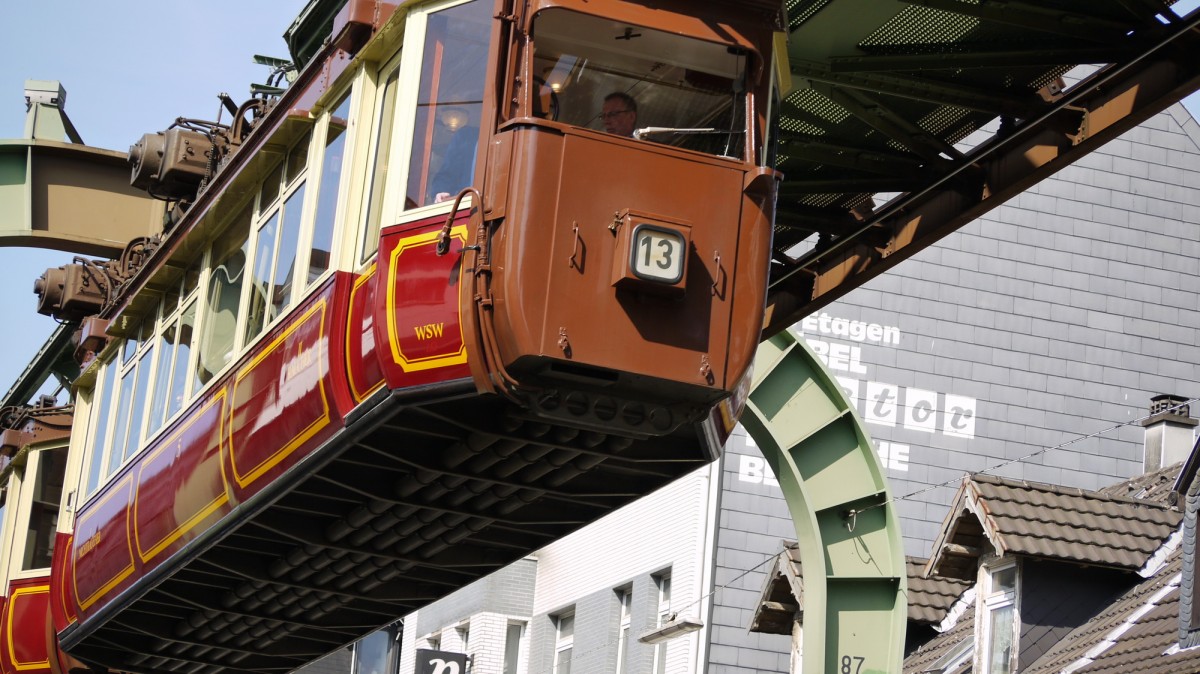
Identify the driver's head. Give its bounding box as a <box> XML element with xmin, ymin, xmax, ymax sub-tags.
<box><xmin>601</xmin><ymin>92</ymin><xmax>638</xmax><ymax>137</ymax></box>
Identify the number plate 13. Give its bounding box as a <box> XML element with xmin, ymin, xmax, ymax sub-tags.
<box><xmin>631</xmin><ymin>224</ymin><xmax>686</xmax><ymax>284</ymax></box>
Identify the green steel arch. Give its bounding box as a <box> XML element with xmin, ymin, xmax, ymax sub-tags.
<box><xmin>742</xmin><ymin>329</ymin><xmax>907</xmax><ymax>674</ymax></box>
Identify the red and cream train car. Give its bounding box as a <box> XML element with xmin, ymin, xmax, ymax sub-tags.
<box><xmin>0</xmin><ymin>404</ymin><xmax>72</xmax><ymax>674</ymax></box>
<box><xmin>29</xmin><ymin>1</ymin><xmax>786</xmax><ymax>672</ymax></box>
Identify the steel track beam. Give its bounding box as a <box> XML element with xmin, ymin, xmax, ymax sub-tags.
<box><xmin>765</xmin><ymin>22</ymin><xmax>1200</xmax><ymax>337</ymax></box>
<box><xmin>0</xmin><ymin>140</ymin><xmax>163</xmax><ymax>256</ymax></box>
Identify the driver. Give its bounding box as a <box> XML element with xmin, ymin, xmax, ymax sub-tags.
<box><xmin>601</xmin><ymin>92</ymin><xmax>638</xmax><ymax>137</ymax></box>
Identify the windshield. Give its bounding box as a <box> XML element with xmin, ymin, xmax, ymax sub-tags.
<box><xmin>532</xmin><ymin>10</ymin><xmax>749</xmax><ymax>159</ymax></box>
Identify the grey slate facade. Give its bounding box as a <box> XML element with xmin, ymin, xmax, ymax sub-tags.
<box><xmin>707</xmin><ymin>102</ymin><xmax>1200</xmax><ymax>673</ymax></box>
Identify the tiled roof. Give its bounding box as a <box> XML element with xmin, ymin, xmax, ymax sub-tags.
<box><xmin>1023</xmin><ymin>554</ymin><xmax>1195</xmax><ymax>674</ymax></box>
<box><xmin>750</xmin><ymin>543</ymin><xmax>803</xmax><ymax>635</ymax></box>
<box><xmin>750</xmin><ymin>548</ymin><xmax>971</xmax><ymax>633</ymax></box>
<box><xmin>907</xmin><ymin>558</ymin><xmax>972</xmax><ymax>626</ymax></box>
<box><xmin>902</xmin><ymin>604</ymin><xmax>975</xmax><ymax>674</ymax></box>
<box><xmin>928</xmin><ymin>473</ymin><xmax>1182</xmax><ymax>578</ymax></box>
<box><xmin>1100</xmin><ymin>461</ymin><xmax>1185</xmax><ymax>505</ymax></box>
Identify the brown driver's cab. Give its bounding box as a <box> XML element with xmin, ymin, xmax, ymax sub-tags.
<box><xmin>467</xmin><ymin>0</ymin><xmax>781</xmax><ymax>446</ymax></box>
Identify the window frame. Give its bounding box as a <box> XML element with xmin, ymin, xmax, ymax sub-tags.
<box><xmin>652</xmin><ymin>571</ymin><xmax>672</xmax><ymax>674</ymax></box>
<box><xmin>358</xmin><ymin>50</ymin><xmax>404</xmax><ymax>266</ymax></box>
<box><xmin>349</xmin><ymin>625</ymin><xmax>398</xmax><ymax>674</ymax></box>
<box><xmin>7</xmin><ymin>443</ymin><xmax>69</xmax><ymax>581</ymax></box>
<box><xmin>377</xmin><ymin>0</ymin><xmax>486</xmax><ymax>235</ymax></box>
<box><xmin>615</xmin><ymin>586</ymin><xmax>632</xmax><ymax>674</ymax></box>
<box><xmin>240</xmin><ymin>132</ymin><xmax>313</xmax><ymax>345</ymax></box>
<box><xmin>503</xmin><ymin>620</ymin><xmax>526</xmax><ymax>674</ymax></box>
<box><xmin>977</xmin><ymin>559</ymin><xmax>1019</xmax><ymax>674</ymax></box>
<box><xmin>553</xmin><ymin>610</ymin><xmax>575</xmax><ymax>674</ymax></box>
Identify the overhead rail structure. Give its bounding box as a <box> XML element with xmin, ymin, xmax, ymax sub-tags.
<box><xmin>763</xmin><ymin>0</ymin><xmax>1200</xmax><ymax>335</ymax></box>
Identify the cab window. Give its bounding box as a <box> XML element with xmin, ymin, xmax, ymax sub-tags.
<box><xmin>532</xmin><ymin>9</ymin><xmax>749</xmax><ymax>159</ymax></box>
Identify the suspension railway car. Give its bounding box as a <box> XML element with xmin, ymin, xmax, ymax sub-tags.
<box><xmin>12</xmin><ymin>1</ymin><xmax>786</xmax><ymax>672</ymax></box>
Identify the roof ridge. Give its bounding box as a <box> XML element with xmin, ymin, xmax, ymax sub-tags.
<box><xmin>971</xmin><ymin>472</ymin><xmax>1174</xmax><ymax>510</ymax></box>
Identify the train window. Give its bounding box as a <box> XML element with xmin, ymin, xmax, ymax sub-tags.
<box><xmin>244</xmin><ymin>211</ymin><xmax>280</xmax><ymax>342</ymax></box>
<box><xmin>106</xmin><ymin>357</ymin><xmax>137</xmax><ymax>475</ymax></box>
<box><xmin>405</xmin><ymin>0</ymin><xmax>490</xmax><ymax>209</ymax></box>
<box><xmin>83</xmin><ymin>363</ymin><xmax>117</xmax><ymax>497</ymax></box>
<box><xmin>245</xmin><ymin>126</ymin><xmax>312</xmax><ymax>343</ymax></box>
<box><xmin>259</xmin><ymin>161</ymin><xmax>285</xmax><ymax>214</ymax></box>
<box><xmin>361</xmin><ymin>67</ymin><xmax>400</xmax><ymax>262</ymax></box>
<box><xmin>21</xmin><ymin>448</ymin><xmax>65</xmax><ymax>571</ymax></box>
<box><xmin>196</xmin><ymin>204</ymin><xmax>252</xmax><ymax>390</ymax></box>
<box><xmin>532</xmin><ymin>10</ymin><xmax>749</xmax><ymax>158</ymax></box>
<box><xmin>271</xmin><ymin>184</ymin><xmax>306</xmax><ymax>317</ymax></box>
<box><xmin>125</xmin><ymin>349</ymin><xmax>154</xmax><ymax>461</ymax></box>
<box><xmin>147</xmin><ymin>300</ymin><xmax>196</xmax><ymax>432</ymax></box>
<box><xmin>309</xmin><ymin>94</ymin><xmax>351</xmax><ymax>283</ymax></box>
<box><xmin>287</xmin><ymin>130</ymin><xmax>312</xmax><ymax>185</ymax></box>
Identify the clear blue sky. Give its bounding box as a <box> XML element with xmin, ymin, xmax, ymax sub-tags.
<box><xmin>0</xmin><ymin>0</ymin><xmax>1198</xmax><ymax>399</ymax></box>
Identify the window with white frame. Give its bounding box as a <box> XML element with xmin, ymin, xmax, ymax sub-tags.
<box><xmin>979</xmin><ymin>561</ymin><xmax>1018</xmax><ymax>674</ymax></box>
<box><xmin>615</xmin><ymin>587</ymin><xmax>632</xmax><ymax>674</ymax></box>
<box><xmin>359</xmin><ymin>62</ymin><xmax>400</xmax><ymax>263</ymax></box>
<box><xmin>554</xmin><ymin>611</ymin><xmax>574</xmax><ymax>674</ymax></box>
<box><xmin>456</xmin><ymin>622</ymin><xmax>470</xmax><ymax>652</ymax></box>
<box><xmin>652</xmin><ymin>572</ymin><xmax>671</xmax><ymax>674</ymax></box>
<box><xmin>403</xmin><ymin>0</ymin><xmax>490</xmax><ymax>210</ymax></box>
<box><xmin>503</xmin><ymin>621</ymin><xmax>525</xmax><ymax>674</ymax></box>
<box><xmin>18</xmin><ymin>446</ymin><xmax>67</xmax><ymax>571</ymax></box>
<box><xmin>243</xmin><ymin>131</ymin><xmax>310</xmax><ymax>344</ymax></box>
<box><xmin>307</xmin><ymin>93</ymin><xmax>352</xmax><ymax>284</ymax></box>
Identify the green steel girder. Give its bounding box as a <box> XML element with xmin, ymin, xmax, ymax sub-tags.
<box><xmin>742</xmin><ymin>330</ymin><xmax>906</xmax><ymax>674</ymax></box>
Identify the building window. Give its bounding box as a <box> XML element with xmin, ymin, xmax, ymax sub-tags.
<box><xmin>615</xmin><ymin>588</ymin><xmax>631</xmax><ymax>674</ymax></box>
<box><xmin>979</xmin><ymin>561</ymin><xmax>1018</xmax><ymax>674</ymax></box>
<box><xmin>351</xmin><ymin>626</ymin><xmax>396</xmax><ymax>674</ymax></box>
<box><xmin>652</xmin><ymin>572</ymin><xmax>672</xmax><ymax>674</ymax></box>
<box><xmin>456</xmin><ymin>622</ymin><xmax>470</xmax><ymax>652</ymax></box>
<box><xmin>554</xmin><ymin>611</ymin><xmax>574</xmax><ymax>674</ymax></box>
<box><xmin>503</xmin><ymin>621</ymin><xmax>525</xmax><ymax>674</ymax></box>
